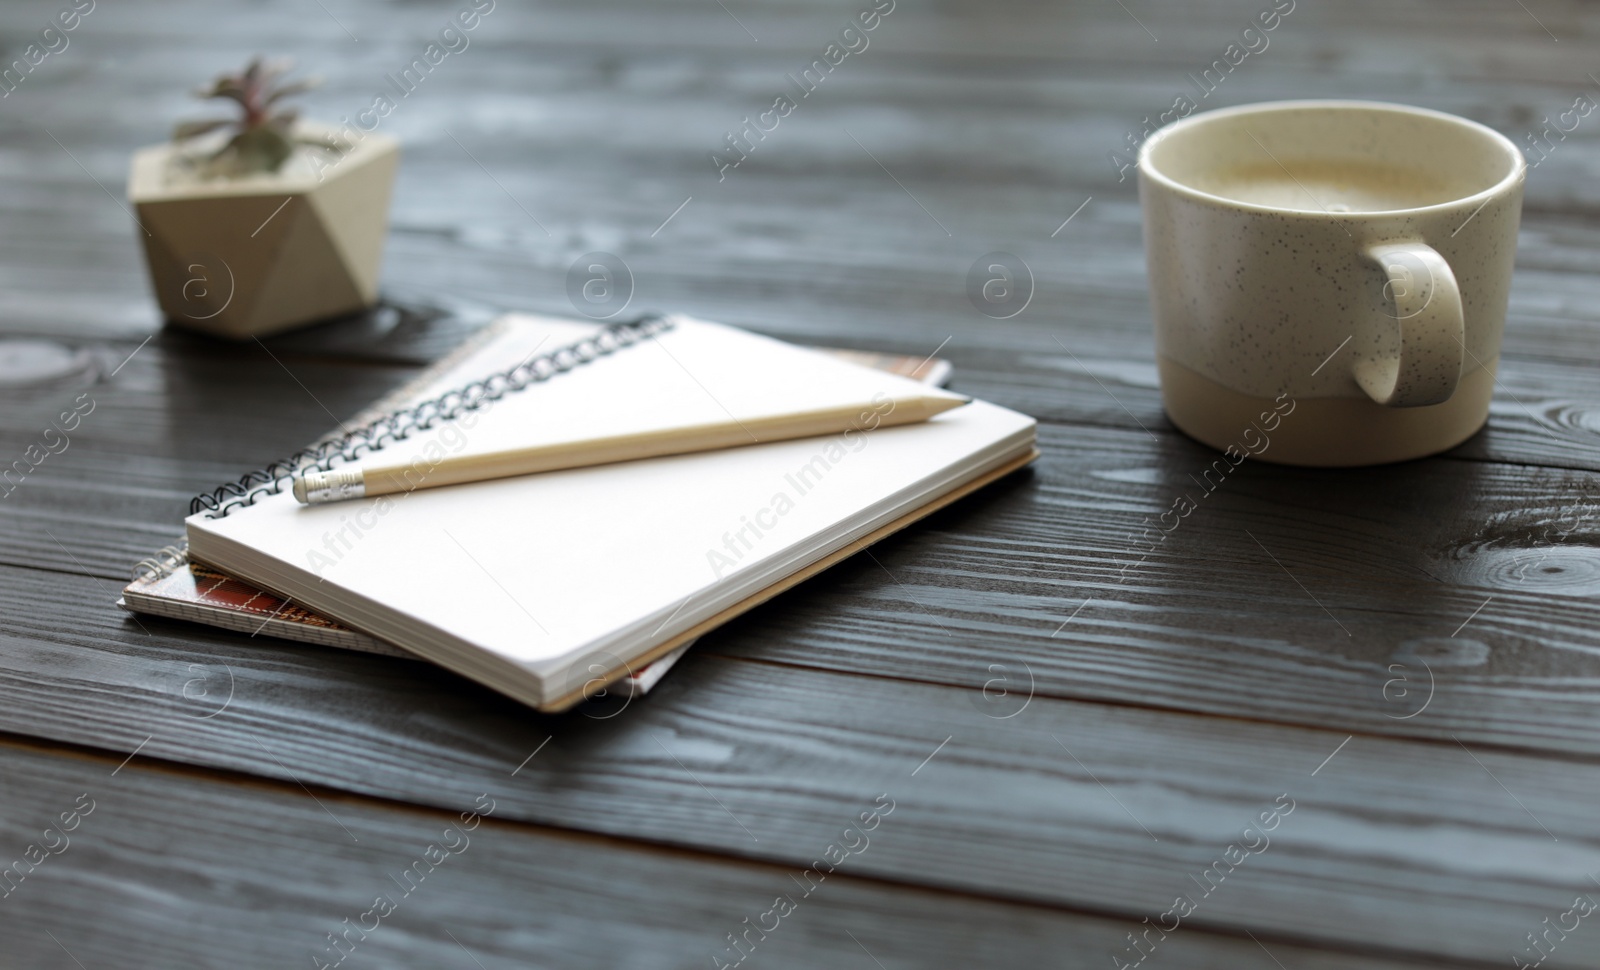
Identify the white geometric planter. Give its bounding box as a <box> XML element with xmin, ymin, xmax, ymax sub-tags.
<box><xmin>127</xmin><ymin>126</ymin><xmax>399</xmax><ymax>339</ymax></box>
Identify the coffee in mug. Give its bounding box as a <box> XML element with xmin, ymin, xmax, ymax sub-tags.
<box><xmin>1138</xmin><ymin>100</ymin><xmax>1525</xmax><ymax>466</ymax></box>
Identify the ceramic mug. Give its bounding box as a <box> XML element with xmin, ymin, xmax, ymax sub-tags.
<box><xmin>1138</xmin><ymin>100</ymin><xmax>1525</xmax><ymax>466</ymax></box>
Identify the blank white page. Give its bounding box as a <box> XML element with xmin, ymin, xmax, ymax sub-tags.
<box><xmin>187</xmin><ymin>315</ymin><xmax>1035</xmax><ymax>705</ymax></box>
<box><xmin>377</xmin><ymin>316</ymin><xmax>966</xmax><ymax>458</ymax></box>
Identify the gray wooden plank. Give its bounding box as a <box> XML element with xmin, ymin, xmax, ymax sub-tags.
<box><xmin>5</xmin><ymin>411</ymin><xmax>1600</xmax><ymax>758</ymax></box>
<box><xmin>1</xmin><ymin>0</ymin><xmax>1600</xmax><ymax>366</ymax></box>
<box><xmin>1</xmin><ymin>0</ymin><xmax>1596</xmax><ymax>475</ymax></box>
<box><xmin>0</xmin><ymin>737</ymin><xmax>1443</xmax><ymax>970</ymax></box>
<box><xmin>0</xmin><ymin>563</ymin><xmax>1596</xmax><ymax>964</ymax></box>
<box><xmin>0</xmin><ymin>0</ymin><xmax>1596</xmax><ymax>965</ymax></box>
<box><xmin>699</xmin><ymin>422</ymin><xmax>1600</xmax><ymax>755</ymax></box>
<box><xmin>1</xmin><ymin>319</ymin><xmax>1597</xmax><ymax>584</ymax></box>
<box><xmin>159</xmin><ymin>295</ymin><xmax>500</xmax><ymax>366</ymax></box>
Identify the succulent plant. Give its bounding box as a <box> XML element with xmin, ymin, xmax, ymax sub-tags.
<box><xmin>173</xmin><ymin>57</ymin><xmax>338</xmax><ymax>176</ymax></box>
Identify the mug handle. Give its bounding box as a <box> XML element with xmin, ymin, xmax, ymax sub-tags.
<box><xmin>1355</xmin><ymin>242</ymin><xmax>1465</xmax><ymax>407</ymax></box>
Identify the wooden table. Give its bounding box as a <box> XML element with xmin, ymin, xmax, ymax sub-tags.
<box><xmin>2</xmin><ymin>0</ymin><xmax>1597</xmax><ymax>966</ymax></box>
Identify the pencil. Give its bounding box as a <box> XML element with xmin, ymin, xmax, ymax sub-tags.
<box><xmin>291</xmin><ymin>393</ymin><xmax>968</xmax><ymax>504</ymax></box>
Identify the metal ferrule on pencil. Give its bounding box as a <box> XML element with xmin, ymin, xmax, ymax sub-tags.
<box><xmin>293</xmin><ymin>468</ymin><xmax>367</xmax><ymax>505</ymax></box>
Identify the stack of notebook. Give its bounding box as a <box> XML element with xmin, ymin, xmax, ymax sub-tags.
<box><xmin>126</xmin><ymin>313</ymin><xmax>1037</xmax><ymax>712</ymax></box>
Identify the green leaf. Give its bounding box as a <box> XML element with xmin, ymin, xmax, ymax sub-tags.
<box><xmin>296</xmin><ymin>133</ymin><xmax>348</xmax><ymax>153</ymax></box>
<box><xmin>172</xmin><ymin>118</ymin><xmax>234</xmax><ymax>141</ymax></box>
<box><xmin>214</xmin><ymin>126</ymin><xmax>294</xmax><ymax>175</ymax></box>
<box><xmin>265</xmin><ymin>78</ymin><xmax>320</xmax><ymax>106</ymax></box>
<box><xmin>197</xmin><ymin>79</ymin><xmax>249</xmax><ymax>109</ymax></box>
<box><xmin>264</xmin><ymin>109</ymin><xmax>300</xmax><ymax>132</ymax></box>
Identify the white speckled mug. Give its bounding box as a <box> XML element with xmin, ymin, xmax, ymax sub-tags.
<box><xmin>1139</xmin><ymin>100</ymin><xmax>1525</xmax><ymax>466</ymax></box>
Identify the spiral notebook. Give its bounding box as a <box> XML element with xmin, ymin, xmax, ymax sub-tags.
<box><xmin>183</xmin><ymin>313</ymin><xmax>1037</xmax><ymax>712</ymax></box>
<box><xmin>119</xmin><ymin>340</ymin><xmax>951</xmax><ymax>655</ymax></box>
<box><xmin>119</xmin><ymin>334</ymin><xmax>951</xmax><ymax>696</ymax></box>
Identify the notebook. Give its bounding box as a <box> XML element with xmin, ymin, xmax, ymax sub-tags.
<box><xmin>119</xmin><ymin>339</ymin><xmax>952</xmax><ymax>659</ymax></box>
<box><xmin>119</xmin><ymin>330</ymin><xmax>952</xmax><ymax>700</ymax></box>
<box><xmin>185</xmin><ymin>314</ymin><xmax>1038</xmax><ymax>711</ymax></box>
<box><xmin>123</xmin><ymin>547</ymin><xmax>407</xmax><ymax>656</ymax></box>
<box><xmin>120</xmin><ymin>541</ymin><xmax>693</xmax><ymax>697</ymax></box>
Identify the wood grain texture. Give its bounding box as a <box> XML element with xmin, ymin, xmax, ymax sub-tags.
<box><xmin>1</xmin><ymin>562</ymin><xmax>1599</xmax><ymax>964</ymax></box>
<box><xmin>0</xmin><ymin>737</ymin><xmax>1449</xmax><ymax>970</ymax></box>
<box><xmin>3</xmin><ymin>0</ymin><xmax>1600</xmax><ymax>375</ymax></box>
<box><xmin>0</xmin><ymin>0</ymin><xmax>1597</xmax><ymax>965</ymax></box>
<box><xmin>6</xmin><ymin>417</ymin><xmax>1599</xmax><ymax>757</ymax></box>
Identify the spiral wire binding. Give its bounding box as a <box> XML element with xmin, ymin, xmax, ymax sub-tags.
<box><xmin>189</xmin><ymin>313</ymin><xmax>675</xmax><ymax>519</ymax></box>
<box><xmin>132</xmin><ymin>539</ymin><xmax>190</xmax><ymax>582</ymax></box>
